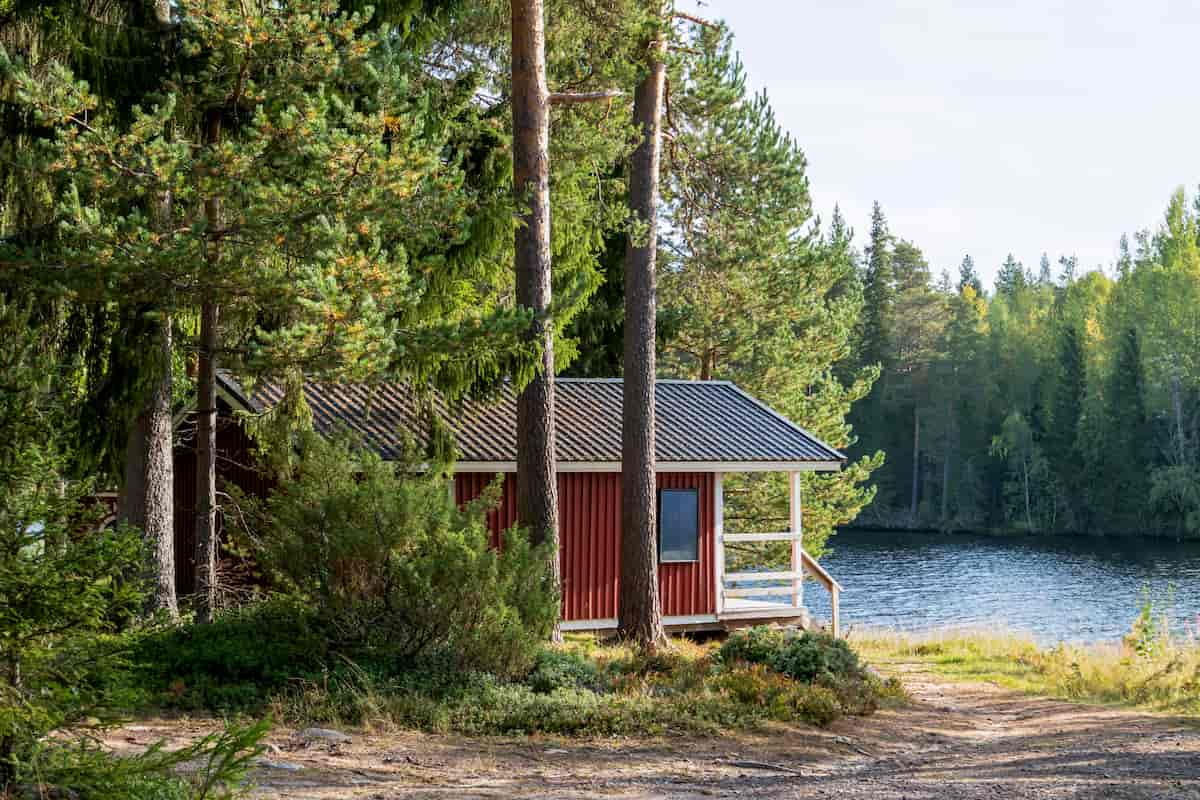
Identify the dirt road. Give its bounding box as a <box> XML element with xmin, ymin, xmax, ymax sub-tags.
<box><xmin>112</xmin><ymin>663</ymin><xmax>1200</xmax><ymax>798</ymax></box>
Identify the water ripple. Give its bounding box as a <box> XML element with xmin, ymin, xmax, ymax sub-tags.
<box><xmin>803</xmin><ymin>530</ymin><xmax>1200</xmax><ymax>643</ymax></box>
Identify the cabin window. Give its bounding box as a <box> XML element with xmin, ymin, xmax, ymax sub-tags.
<box><xmin>658</xmin><ymin>488</ymin><xmax>700</xmax><ymax>563</ymax></box>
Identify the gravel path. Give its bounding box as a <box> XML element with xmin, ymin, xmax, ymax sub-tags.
<box><xmin>110</xmin><ymin>663</ymin><xmax>1200</xmax><ymax>798</ymax></box>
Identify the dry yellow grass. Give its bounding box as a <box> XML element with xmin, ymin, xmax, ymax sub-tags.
<box><xmin>854</xmin><ymin>617</ymin><xmax>1200</xmax><ymax>716</ymax></box>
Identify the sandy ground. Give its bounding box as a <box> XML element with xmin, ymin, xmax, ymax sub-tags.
<box><xmin>108</xmin><ymin>662</ymin><xmax>1200</xmax><ymax>799</ymax></box>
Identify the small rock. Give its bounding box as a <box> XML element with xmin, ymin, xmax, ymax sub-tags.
<box><xmin>298</xmin><ymin>727</ymin><xmax>352</xmax><ymax>744</ymax></box>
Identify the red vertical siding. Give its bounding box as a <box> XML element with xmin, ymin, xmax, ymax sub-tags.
<box><xmin>454</xmin><ymin>470</ymin><xmax>716</xmax><ymax>622</ymax></box>
<box><xmin>453</xmin><ymin>472</ymin><xmax>518</xmax><ymax>549</ymax></box>
<box><xmin>556</xmin><ymin>472</ymin><xmax>621</xmax><ymax>621</ymax></box>
<box><xmin>656</xmin><ymin>472</ymin><xmax>715</xmax><ymax>617</ymax></box>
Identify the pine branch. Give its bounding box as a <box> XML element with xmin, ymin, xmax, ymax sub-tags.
<box><xmin>548</xmin><ymin>89</ymin><xmax>623</xmax><ymax>105</ymax></box>
<box><xmin>672</xmin><ymin>11</ymin><xmax>720</xmax><ymax>29</ymax></box>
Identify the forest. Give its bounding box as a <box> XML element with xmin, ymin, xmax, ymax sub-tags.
<box><xmin>0</xmin><ymin>1</ymin><xmax>890</xmax><ymax>794</ymax></box>
<box><xmin>5</xmin><ymin>0</ymin><xmax>1200</xmax><ymax>795</ymax></box>
<box><xmin>847</xmin><ymin>193</ymin><xmax>1200</xmax><ymax>538</ymax></box>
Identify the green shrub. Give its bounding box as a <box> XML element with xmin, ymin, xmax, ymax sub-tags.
<box><xmin>771</xmin><ymin>632</ymin><xmax>865</xmax><ymax>683</ymax></box>
<box><xmin>721</xmin><ymin>627</ymin><xmax>866</xmax><ymax>682</ymax></box>
<box><xmin>526</xmin><ymin>648</ymin><xmax>603</xmax><ymax>694</ymax></box>
<box><xmin>717</xmin><ymin>625</ymin><xmax>789</xmax><ymax>665</ymax></box>
<box><xmin>16</xmin><ymin>718</ymin><xmax>268</xmax><ymax>800</ymax></box>
<box><xmin>234</xmin><ymin>431</ymin><xmax>558</xmax><ymax>678</ymax></box>
<box><xmin>717</xmin><ymin>626</ymin><xmax>893</xmax><ymax>723</ymax></box>
<box><xmin>790</xmin><ymin>684</ymin><xmax>841</xmax><ymax>726</ymax></box>
<box><xmin>132</xmin><ymin>598</ymin><xmax>329</xmax><ymax>710</ymax></box>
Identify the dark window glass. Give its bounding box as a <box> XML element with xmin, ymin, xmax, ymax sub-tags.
<box><xmin>658</xmin><ymin>489</ymin><xmax>699</xmax><ymax>562</ymax></box>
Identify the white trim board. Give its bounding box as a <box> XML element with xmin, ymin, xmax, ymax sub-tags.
<box><xmin>558</xmin><ymin>614</ymin><xmax>719</xmax><ymax>632</ymax></box>
<box><xmin>454</xmin><ymin>460</ymin><xmax>842</xmax><ymax>474</ymax></box>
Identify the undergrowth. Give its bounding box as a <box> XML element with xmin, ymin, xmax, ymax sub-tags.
<box><xmin>118</xmin><ymin>612</ymin><xmax>904</xmax><ymax>736</ymax></box>
<box><xmin>265</xmin><ymin>632</ymin><xmax>904</xmax><ymax>735</ymax></box>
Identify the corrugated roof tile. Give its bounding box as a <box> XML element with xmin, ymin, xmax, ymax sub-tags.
<box><xmin>220</xmin><ymin>374</ymin><xmax>844</xmax><ymax>466</ymax></box>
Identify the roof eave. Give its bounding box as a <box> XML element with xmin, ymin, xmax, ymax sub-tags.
<box><xmin>453</xmin><ymin>460</ymin><xmax>844</xmax><ymax>473</ymax></box>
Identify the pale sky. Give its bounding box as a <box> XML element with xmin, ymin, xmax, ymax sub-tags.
<box><xmin>679</xmin><ymin>0</ymin><xmax>1200</xmax><ymax>288</ymax></box>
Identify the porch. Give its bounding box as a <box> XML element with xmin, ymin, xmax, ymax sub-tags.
<box><xmin>714</xmin><ymin>472</ymin><xmax>843</xmax><ymax>637</ymax></box>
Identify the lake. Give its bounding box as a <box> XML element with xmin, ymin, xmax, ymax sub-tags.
<box><xmin>803</xmin><ymin>529</ymin><xmax>1200</xmax><ymax>643</ymax></box>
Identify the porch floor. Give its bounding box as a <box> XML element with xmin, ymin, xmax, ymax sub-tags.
<box><xmin>718</xmin><ymin>597</ymin><xmax>808</xmax><ymax>622</ymax></box>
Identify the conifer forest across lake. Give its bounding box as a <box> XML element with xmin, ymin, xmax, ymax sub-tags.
<box><xmin>809</xmin><ymin>529</ymin><xmax>1200</xmax><ymax>643</ymax></box>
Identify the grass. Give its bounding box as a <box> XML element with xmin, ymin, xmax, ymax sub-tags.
<box><xmin>855</xmin><ymin>614</ymin><xmax>1200</xmax><ymax>716</ymax></box>
<box><xmin>262</xmin><ymin>633</ymin><xmax>906</xmax><ymax>737</ymax></box>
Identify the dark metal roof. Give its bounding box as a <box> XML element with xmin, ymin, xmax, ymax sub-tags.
<box><xmin>218</xmin><ymin>374</ymin><xmax>844</xmax><ymax>468</ymax></box>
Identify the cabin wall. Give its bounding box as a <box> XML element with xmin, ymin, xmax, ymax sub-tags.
<box><xmin>453</xmin><ymin>471</ymin><xmax>716</xmax><ymax>622</ymax></box>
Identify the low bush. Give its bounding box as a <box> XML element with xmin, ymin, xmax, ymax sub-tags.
<box><xmin>261</xmin><ymin>634</ymin><xmax>900</xmax><ymax>735</ymax></box>
<box><xmin>129</xmin><ymin>598</ymin><xmax>329</xmax><ymax>711</ymax></box>
<box><xmin>234</xmin><ymin>431</ymin><xmax>558</xmax><ymax>680</ymax></box>
<box><xmin>719</xmin><ymin>627</ymin><xmax>905</xmax><ymax>717</ymax></box>
<box><xmin>525</xmin><ymin>648</ymin><xmax>603</xmax><ymax>694</ymax></box>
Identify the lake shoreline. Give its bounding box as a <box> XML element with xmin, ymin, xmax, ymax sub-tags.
<box><xmin>840</xmin><ymin>523</ymin><xmax>1199</xmax><ymax>541</ymax></box>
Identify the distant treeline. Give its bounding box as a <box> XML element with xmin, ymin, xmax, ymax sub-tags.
<box><xmin>845</xmin><ymin>191</ymin><xmax>1200</xmax><ymax>538</ymax></box>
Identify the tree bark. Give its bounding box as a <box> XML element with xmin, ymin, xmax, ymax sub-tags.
<box><xmin>115</xmin><ymin>0</ymin><xmax>178</xmax><ymax>622</ymax></box>
<box><xmin>618</xmin><ymin>13</ymin><xmax>668</xmax><ymax>650</ymax></box>
<box><xmin>699</xmin><ymin>348</ymin><xmax>715</xmax><ymax>381</ymax></box>
<box><xmin>511</xmin><ymin>0</ymin><xmax>560</xmax><ymax>595</ymax></box>
<box><xmin>909</xmin><ymin>407</ymin><xmax>920</xmax><ymax>523</ymax></box>
<box><xmin>194</xmin><ymin>109</ymin><xmax>222</xmax><ymax>623</ymax></box>
<box><xmin>119</xmin><ymin>313</ymin><xmax>177</xmax><ymax>618</ymax></box>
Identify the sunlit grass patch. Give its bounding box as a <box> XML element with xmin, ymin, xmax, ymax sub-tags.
<box><xmin>854</xmin><ymin>600</ymin><xmax>1200</xmax><ymax>717</ymax></box>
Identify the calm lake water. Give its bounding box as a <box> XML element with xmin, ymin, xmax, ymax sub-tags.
<box><xmin>803</xmin><ymin>529</ymin><xmax>1200</xmax><ymax>643</ymax></box>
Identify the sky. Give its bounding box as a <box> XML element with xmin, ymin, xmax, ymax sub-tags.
<box><xmin>677</xmin><ymin>0</ymin><xmax>1200</xmax><ymax>288</ymax></box>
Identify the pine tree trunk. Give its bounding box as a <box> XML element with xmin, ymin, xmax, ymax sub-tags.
<box><xmin>909</xmin><ymin>407</ymin><xmax>920</xmax><ymax>523</ymax></box>
<box><xmin>511</xmin><ymin>0</ymin><xmax>560</xmax><ymax>599</ymax></box>
<box><xmin>119</xmin><ymin>315</ymin><xmax>177</xmax><ymax>618</ymax></box>
<box><xmin>618</xmin><ymin>12</ymin><xmax>667</xmax><ymax>650</ymax></box>
<box><xmin>194</xmin><ymin>301</ymin><xmax>218</xmax><ymax>620</ymax></box>
<box><xmin>194</xmin><ymin>110</ymin><xmax>222</xmax><ymax>624</ymax></box>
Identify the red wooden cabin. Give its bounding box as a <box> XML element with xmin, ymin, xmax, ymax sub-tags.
<box><xmin>176</xmin><ymin>375</ymin><xmax>845</xmax><ymax>634</ymax></box>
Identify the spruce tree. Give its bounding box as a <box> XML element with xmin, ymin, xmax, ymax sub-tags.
<box><xmin>1048</xmin><ymin>323</ymin><xmax>1087</xmax><ymax>529</ymax></box>
<box><xmin>657</xmin><ymin>21</ymin><xmax>879</xmax><ymax>557</ymax></box>
<box><xmin>1103</xmin><ymin>328</ymin><xmax>1151</xmax><ymax>528</ymax></box>
<box><xmin>957</xmin><ymin>254</ymin><xmax>983</xmax><ymax>295</ymax></box>
<box><xmin>1038</xmin><ymin>253</ymin><xmax>1053</xmax><ymax>286</ymax></box>
<box><xmin>995</xmin><ymin>254</ymin><xmax>1028</xmax><ymax>297</ymax></box>
<box><xmin>860</xmin><ymin>202</ymin><xmax>895</xmax><ymax>372</ymax></box>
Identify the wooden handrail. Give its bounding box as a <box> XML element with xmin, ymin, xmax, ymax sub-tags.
<box><xmin>800</xmin><ymin>550</ymin><xmax>841</xmax><ymax>638</ymax></box>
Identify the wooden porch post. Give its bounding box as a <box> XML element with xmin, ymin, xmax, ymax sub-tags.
<box><xmin>714</xmin><ymin>473</ymin><xmax>724</xmax><ymax>615</ymax></box>
<box><xmin>789</xmin><ymin>471</ymin><xmax>802</xmax><ymax>609</ymax></box>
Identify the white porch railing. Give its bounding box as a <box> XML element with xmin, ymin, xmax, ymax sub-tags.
<box><xmin>714</xmin><ymin>474</ymin><xmax>843</xmax><ymax>637</ymax></box>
